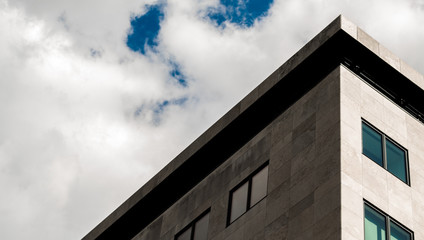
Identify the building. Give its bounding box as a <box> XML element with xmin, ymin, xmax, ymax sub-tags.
<box><xmin>83</xmin><ymin>16</ymin><xmax>424</xmax><ymax>240</ymax></box>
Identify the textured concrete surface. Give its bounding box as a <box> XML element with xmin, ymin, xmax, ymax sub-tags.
<box><xmin>131</xmin><ymin>67</ymin><xmax>342</xmax><ymax>240</ymax></box>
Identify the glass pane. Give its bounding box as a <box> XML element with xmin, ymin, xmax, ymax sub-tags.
<box><xmin>230</xmin><ymin>182</ymin><xmax>248</xmax><ymax>223</ymax></box>
<box><xmin>193</xmin><ymin>213</ymin><xmax>209</xmax><ymax>240</ymax></box>
<box><xmin>390</xmin><ymin>221</ymin><xmax>411</xmax><ymax>240</ymax></box>
<box><xmin>176</xmin><ymin>226</ymin><xmax>192</xmax><ymax>240</ymax></box>
<box><xmin>250</xmin><ymin>166</ymin><xmax>269</xmax><ymax>207</ymax></box>
<box><xmin>386</xmin><ymin>140</ymin><xmax>407</xmax><ymax>183</ymax></box>
<box><xmin>364</xmin><ymin>205</ymin><xmax>386</xmax><ymax>240</ymax></box>
<box><xmin>362</xmin><ymin>123</ymin><xmax>384</xmax><ymax>166</ymax></box>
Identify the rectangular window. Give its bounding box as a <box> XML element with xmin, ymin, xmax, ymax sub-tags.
<box><xmin>362</xmin><ymin>123</ymin><xmax>384</xmax><ymax>167</ymax></box>
<box><xmin>175</xmin><ymin>210</ymin><xmax>210</xmax><ymax>240</ymax></box>
<box><xmin>386</xmin><ymin>139</ymin><xmax>407</xmax><ymax>183</ymax></box>
<box><xmin>229</xmin><ymin>182</ymin><xmax>248</xmax><ymax>223</ymax></box>
<box><xmin>364</xmin><ymin>202</ymin><xmax>413</xmax><ymax>240</ymax></box>
<box><xmin>227</xmin><ymin>163</ymin><xmax>269</xmax><ymax>225</ymax></box>
<box><xmin>362</xmin><ymin>120</ymin><xmax>409</xmax><ymax>184</ymax></box>
<box><xmin>364</xmin><ymin>204</ymin><xmax>386</xmax><ymax>240</ymax></box>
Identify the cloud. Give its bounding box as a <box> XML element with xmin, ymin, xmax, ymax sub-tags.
<box><xmin>1</xmin><ymin>0</ymin><xmax>424</xmax><ymax>239</ymax></box>
<box><xmin>0</xmin><ymin>2</ymin><xmax>193</xmax><ymax>239</ymax></box>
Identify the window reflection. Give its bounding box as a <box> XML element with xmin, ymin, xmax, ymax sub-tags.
<box><xmin>364</xmin><ymin>205</ymin><xmax>386</xmax><ymax>240</ymax></box>
<box><xmin>193</xmin><ymin>212</ymin><xmax>209</xmax><ymax>240</ymax></box>
<box><xmin>362</xmin><ymin>123</ymin><xmax>383</xmax><ymax>166</ymax></box>
<box><xmin>390</xmin><ymin>221</ymin><xmax>411</xmax><ymax>240</ymax></box>
<box><xmin>386</xmin><ymin>140</ymin><xmax>407</xmax><ymax>183</ymax></box>
<box><xmin>364</xmin><ymin>203</ymin><xmax>413</xmax><ymax>240</ymax></box>
<box><xmin>176</xmin><ymin>227</ymin><xmax>192</xmax><ymax>240</ymax></box>
<box><xmin>230</xmin><ymin>182</ymin><xmax>248</xmax><ymax>223</ymax></box>
<box><xmin>175</xmin><ymin>211</ymin><xmax>210</xmax><ymax>240</ymax></box>
<box><xmin>250</xmin><ymin>166</ymin><xmax>268</xmax><ymax>207</ymax></box>
<box><xmin>228</xmin><ymin>163</ymin><xmax>269</xmax><ymax>224</ymax></box>
<box><xmin>362</xmin><ymin>121</ymin><xmax>409</xmax><ymax>184</ymax></box>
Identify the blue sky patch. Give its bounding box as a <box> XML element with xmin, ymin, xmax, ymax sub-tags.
<box><xmin>134</xmin><ymin>105</ymin><xmax>144</xmax><ymax>117</ymax></box>
<box><xmin>90</xmin><ymin>48</ymin><xmax>102</xmax><ymax>58</ymax></box>
<box><xmin>153</xmin><ymin>97</ymin><xmax>188</xmax><ymax>115</ymax></box>
<box><xmin>127</xmin><ymin>4</ymin><xmax>164</xmax><ymax>54</ymax></box>
<box><xmin>208</xmin><ymin>0</ymin><xmax>274</xmax><ymax>27</ymax></box>
<box><xmin>169</xmin><ymin>61</ymin><xmax>188</xmax><ymax>87</ymax></box>
<box><xmin>152</xmin><ymin>97</ymin><xmax>188</xmax><ymax>124</ymax></box>
<box><xmin>134</xmin><ymin>97</ymin><xmax>189</xmax><ymax>124</ymax></box>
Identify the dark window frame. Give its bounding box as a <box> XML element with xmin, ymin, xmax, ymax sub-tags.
<box><xmin>226</xmin><ymin>162</ymin><xmax>269</xmax><ymax>226</ymax></box>
<box><xmin>362</xmin><ymin>119</ymin><xmax>410</xmax><ymax>185</ymax></box>
<box><xmin>364</xmin><ymin>200</ymin><xmax>414</xmax><ymax>240</ymax></box>
<box><xmin>174</xmin><ymin>209</ymin><xmax>210</xmax><ymax>240</ymax></box>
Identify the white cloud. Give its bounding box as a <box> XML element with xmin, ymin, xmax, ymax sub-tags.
<box><xmin>0</xmin><ymin>0</ymin><xmax>423</xmax><ymax>239</ymax></box>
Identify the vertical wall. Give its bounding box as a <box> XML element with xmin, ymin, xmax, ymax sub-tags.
<box><xmin>264</xmin><ymin>66</ymin><xmax>341</xmax><ymax>240</ymax></box>
<box><xmin>340</xmin><ymin>65</ymin><xmax>424</xmax><ymax>239</ymax></box>
<box><xmin>132</xmin><ymin>67</ymin><xmax>342</xmax><ymax>240</ymax></box>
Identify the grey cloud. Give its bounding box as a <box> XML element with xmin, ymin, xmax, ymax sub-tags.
<box><xmin>1</xmin><ymin>0</ymin><xmax>424</xmax><ymax>239</ymax></box>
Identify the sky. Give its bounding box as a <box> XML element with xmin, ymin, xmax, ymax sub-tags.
<box><xmin>1</xmin><ymin>0</ymin><xmax>424</xmax><ymax>239</ymax></box>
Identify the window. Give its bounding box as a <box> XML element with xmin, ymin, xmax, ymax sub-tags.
<box><xmin>362</xmin><ymin>120</ymin><xmax>409</xmax><ymax>184</ymax></box>
<box><xmin>175</xmin><ymin>210</ymin><xmax>210</xmax><ymax>240</ymax></box>
<box><xmin>227</xmin><ymin>163</ymin><xmax>269</xmax><ymax>225</ymax></box>
<box><xmin>364</xmin><ymin>202</ymin><xmax>413</xmax><ymax>240</ymax></box>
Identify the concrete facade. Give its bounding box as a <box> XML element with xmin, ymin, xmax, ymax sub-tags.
<box><xmin>131</xmin><ymin>67</ymin><xmax>342</xmax><ymax>240</ymax></box>
<box><xmin>340</xmin><ymin>66</ymin><xmax>424</xmax><ymax>239</ymax></box>
<box><xmin>83</xmin><ymin>16</ymin><xmax>424</xmax><ymax>240</ymax></box>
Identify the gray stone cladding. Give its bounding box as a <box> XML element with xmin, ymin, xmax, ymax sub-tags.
<box><xmin>84</xmin><ymin>15</ymin><xmax>424</xmax><ymax>240</ymax></box>
<box><xmin>340</xmin><ymin>66</ymin><xmax>424</xmax><ymax>239</ymax></box>
<box><xmin>132</xmin><ymin>67</ymin><xmax>342</xmax><ymax>240</ymax></box>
